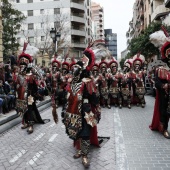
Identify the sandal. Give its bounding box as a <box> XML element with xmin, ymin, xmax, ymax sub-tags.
<box><xmin>21</xmin><ymin>124</ymin><xmax>28</xmax><ymax>129</ymax></box>
<box><xmin>163</xmin><ymin>130</ymin><xmax>170</xmax><ymax>139</ymax></box>
<box><xmin>73</xmin><ymin>150</ymin><xmax>81</xmax><ymax>159</ymax></box>
<box><xmin>82</xmin><ymin>155</ymin><xmax>90</xmax><ymax>168</ymax></box>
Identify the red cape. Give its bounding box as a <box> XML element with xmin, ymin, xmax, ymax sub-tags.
<box><xmin>149</xmin><ymin>90</ymin><xmax>160</xmax><ymax>131</ymax></box>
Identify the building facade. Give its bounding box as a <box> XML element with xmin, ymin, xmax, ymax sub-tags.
<box><xmin>12</xmin><ymin>0</ymin><xmax>92</xmax><ymax>63</ymax></box>
<box><xmin>126</xmin><ymin>0</ymin><xmax>170</xmax><ymax>49</ymax></box>
<box><xmin>91</xmin><ymin>1</ymin><xmax>104</xmax><ymax>40</ymax></box>
<box><xmin>104</xmin><ymin>29</ymin><xmax>117</xmax><ymax>60</ymax></box>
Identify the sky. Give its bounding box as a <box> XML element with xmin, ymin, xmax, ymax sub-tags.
<box><xmin>93</xmin><ymin>0</ymin><xmax>135</xmax><ymax>58</ymax></box>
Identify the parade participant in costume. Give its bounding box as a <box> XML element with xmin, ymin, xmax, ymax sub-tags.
<box><xmin>51</xmin><ymin>56</ymin><xmax>61</xmax><ymax>111</ymax></box>
<box><xmin>16</xmin><ymin>43</ymin><xmax>49</xmax><ymax>134</ymax></box>
<box><xmin>61</xmin><ymin>48</ymin><xmax>101</xmax><ymax>168</ymax></box>
<box><xmin>98</xmin><ymin>60</ymin><xmax>110</xmax><ymax>108</ymax></box>
<box><xmin>91</xmin><ymin>63</ymin><xmax>101</xmax><ymax>101</ymax></box>
<box><xmin>149</xmin><ymin>26</ymin><xmax>170</xmax><ymax>138</ymax></box>
<box><xmin>122</xmin><ymin>59</ymin><xmax>134</xmax><ymax>108</ymax></box>
<box><xmin>108</xmin><ymin>58</ymin><xmax>122</xmax><ymax>108</ymax></box>
<box><xmin>132</xmin><ymin>53</ymin><xmax>146</xmax><ymax>107</ymax></box>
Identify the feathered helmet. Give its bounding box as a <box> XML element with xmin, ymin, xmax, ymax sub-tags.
<box><xmin>124</xmin><ymin>59</ymin><xmax>133</xmax><ymax>69</ymax></box>
<box><xmin>82</xmin><ymin>48</ymin><xmax>95</xmax><ymax>71</ymax></box>
<box><xmin>99</xmin><ymin>61</ymin><xmax>108</xmax><ymax>69</ymax></box>
<box><xmin>92</xmin><ymin>63</ymin><xmax>99</xmax><ymax>71</ymax></box>
<box><xmin>150</xmin><ymin>25</ymin><xmax>170</xmax><ymax>62</ymax></box>
<box><xmin>109</xmin><ymin>57</ymin><xmax>118</xmax><ymax>68</ymax></box>
<box><xmin>18</xmin><ymin>42</ymin><xmax>33</xmax><ymax>66</ymax></box>
<box><xmin>62</xmin><ymin>61</ymin><xmax>70</xmax><ymax>70</ymax></box>
<box><xmin>51</xmin><ymin>56</ymin><xmax>61</xmax><ymax>68</ymax></box>
<box><xmin>133</xmin><ymin>53</ymin><xmax>145</xmax><ymax>67</ymax></box>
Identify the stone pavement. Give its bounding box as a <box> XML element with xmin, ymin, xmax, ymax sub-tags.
<box><xmin>0</xmin><ymin>96</ymin><xmax>51</xmax><ymax>134</ymax></box>
<box><xmin>0</xmin><ymin>95</ymin><xmax>170</xmax><ymax>170</ymax></box>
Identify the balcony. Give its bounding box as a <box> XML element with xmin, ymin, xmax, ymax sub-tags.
<box><xmin>72</xmin><ymin>42</ymin><xmax>86</xmax><ymax>48</ymax></box>
<box><xmin>71</xmin><ymin>15</ymin><xmax>85</xmax><ymax>23</ymax></box>
<box><xmin>71</xmin><ymin>29</ymin><xmax>85</xmax><ymax>36</ymax></box>
<box><xmin>70</xmin><ymin>2</ymin><xmax>85</xmax><ymax>11</ymax></box>
<box><xmin>140</xmin><ymin>10</ymin><xmax>144</xmax><ymax>19</ymax></box>
<box><xmin>165</xmin><ymin>0</ymin><xmax>170</xmax><ymax>8</ymax></box>
<box><xmin>151</xmin><ymin>4</ymin><xmax>170</xmax><ymax>21</ymax></box>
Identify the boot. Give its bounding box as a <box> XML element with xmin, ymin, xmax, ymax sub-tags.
<box><xmin>73</xmin><ymin>150</ymin><xmax>81</xmax><ymax>159</ymax></box>
<box><xmin>107</xmin><ymin>105</ymin><xmax>111</xmax><ymax>109</ymax></box>
<box><xmin>82</xmin><ymin>155</ymin><xmax>90</xmax><ymax>168</ymax></box>
<box><xmin>81</xmin><ymin>139</ymin><xmax>90</xmax><ymax>167</ymax></box>
<box><xmin>163</xmin><ymin>130</ymin><xmax>170</xmax><ymax>139</ymax></box>
<box><xmin>21</xmin><ymin>124</ymin><xmax>28</xmax><ymax>129</ymax></box>
<box><xmin>27</xmin><ymin>125</ymin><xmax>33</xmax><ymax>134</ymax></box>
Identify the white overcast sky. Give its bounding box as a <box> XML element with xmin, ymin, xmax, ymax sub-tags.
<box><xmin>93</xmin><ymin>0</ymin><xmax>135</xmax><ymax>58</ymax></box>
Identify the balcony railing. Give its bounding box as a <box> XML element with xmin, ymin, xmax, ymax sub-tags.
<box><xmin>71</xmin><ymin>15</ymin><xmax>85</xmax><ymax>23</ymax></box>
<box><xmin>72</xmin><ymin>42</ymin><xmax>86</xmax><ymax>48</ymax></box>
<box><xmin>70</xmin><ymin>2</ymin><xmax>85</xmax><ymax>11</ymax></box>
<box><xmin>71</xmin><ymin>29</ymin><xmax>85</xmax><ymax>36</ymax></box>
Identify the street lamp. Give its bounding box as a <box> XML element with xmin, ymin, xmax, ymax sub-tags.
<box><xmin>50</xmin><ymin>28</ymin><xmax>61</xmax><ymax>56</ymax></box>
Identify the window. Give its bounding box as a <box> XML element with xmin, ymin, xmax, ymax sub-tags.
<box><xmin>27</xmin><ymin>0</ymin><xmax>33</xmax><ymax>3</ymax></box>
<box><xmin>28</xmin><ymin>23</ymin><xmax>34</xmax><ymax>30</ymax></box>
<box><xmin>16</xmin><ymin>0</ymin><xmax>20</xmax><ymax>3</ymax></box>
<box><xmin>41</xmin><ymin>36</ymin><xmax>45</xmax><ymax>41</ymax></box>
<box><xmin>41</xmin><ymin>22</ymin><xmax>44</xmax><ymax>28</ymax></box>
<box><xmin>54</xmin><ymin>8</ymin><xmax>60</xmax><ymax>14</ymax></box>
<box><xmin>54</xmin><ymin>21</ymin><xmax>60</xmax><ymax>28</ymax></box>
<box><xmin>40</xmin><ymin>9</ymin><xmax>44</xmax><ymax>14</ymax></box>
<box><xmin>28</xmin><ymin>10</ymin><xmax>33</xmax><ymax>16</ymax></box>
<box><xmin>28</xmin><ymin>37</ymin><xmax>34</xmax><ymax>44</ymax></box>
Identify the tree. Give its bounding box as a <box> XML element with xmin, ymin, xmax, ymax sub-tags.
<box><xmin>2</xmin><ymin>0</ymin><xmax>26</xmax><ymax>59</ymax></box>
<box><xmin>21</xmin><ymin>8</ymin><xmax>70</xmax><ymax>60</ymax></box>
<box><xmin>128</xmin><ymin>22</ymin><xmax>170</xmax><ymax>60</ymax></box>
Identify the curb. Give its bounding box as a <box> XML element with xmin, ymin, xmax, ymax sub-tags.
<box><xmin>0</xmin><ymin>99</ymin><xmax>51</xmax><ymax>134</ymax></box>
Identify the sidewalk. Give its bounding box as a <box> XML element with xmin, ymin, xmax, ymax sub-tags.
<box><xmin>0</xmin><ymin>96</ymin><xmax>51</xmax><ymax>134</ymax></box>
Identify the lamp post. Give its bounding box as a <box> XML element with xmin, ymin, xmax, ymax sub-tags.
<box><xmin>50</xmin><ymin>28</ymin><xmax>61</xmax><ymax>57</ymax></box>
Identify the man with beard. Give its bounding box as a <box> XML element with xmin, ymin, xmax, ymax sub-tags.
<box><xmin>61</xmin><ymin>48</ymin><xmax>100</xmax><ymax>168</ymax></box>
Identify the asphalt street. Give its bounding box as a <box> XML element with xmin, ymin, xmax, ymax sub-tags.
<box><xmin>0</xmin><ymin>96</ymin><xmax>170</xmax><ymax>170</ymax></box>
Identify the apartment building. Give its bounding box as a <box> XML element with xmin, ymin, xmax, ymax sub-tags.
<box><xmin>91</xmin><ymin>1</ymin><xmax>104</xmax><ymax>40</ymax></box>
<box><xmin>0</xmin><ymin>0</ymin><xmax>2</xmax><ymax>62</ymax></box>
<box><xmin>150</xmin><ymin>0</ymin><xmax>170</xmax><ymax>21</ymax></box>
<box><xmin>104</xmin><ymin>29</ymin><xmax>117</xmax><ymax>60</ymax></box>
<box><xmin>12</xmin><ymin>0</ymin><xmax>92</xmax><ymax>59</ymax></box>
<box><xmin>126</xmin><ymin>0</ymin><xmax>170</xmax><ymax>48</ymax></box>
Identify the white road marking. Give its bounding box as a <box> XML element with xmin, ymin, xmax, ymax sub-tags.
<box><xmin>9</xmin><ymin>150</ymin><xmax>27</xmax><ymax>163</ymax></box>
<box><xmin>27</xmin><ymin>151</ymin><xmax>43</xmax><ymax>165</ymax></box>
<box><xmin>114</xmin><ymin>108</ymin><xmax>129</xmax><ymax>170</ymax></box>
<box><xmin>48</xmin><ymin>134</ymin><xmax>58</xmax><ymax>142</ymax></box>
<box><xmin>33</xmin><ymin>133</ymin><xmax>45</xmax><ymax>141</ymax></box>
<box><xmin>49</xmin><ymin>123</ymin><xmax>55</xmax><ymax>127</ymax></box>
